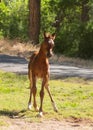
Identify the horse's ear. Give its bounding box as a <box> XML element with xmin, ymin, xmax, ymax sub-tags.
<box><xmin>52</xmin><ymin>33</ymin><xmax>56</xmax><ymax>40</ymax></box>
<box><xmin>44</xmin><ymin>32</ymin><xmax>49</xmax><ymax>38</ymax></box>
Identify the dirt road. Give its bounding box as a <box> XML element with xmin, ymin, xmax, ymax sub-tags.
<box><xmin>0</xmin><ymin>54</ymin><xmax>93</xmax><ymax>79</ymax></box>
<box><xmin>1</xmin><ymin>118</ymin><xmax>93</xmax><ymax>130</ymax></box>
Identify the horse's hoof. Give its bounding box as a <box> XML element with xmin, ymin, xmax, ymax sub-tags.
<box><xmin>37</xmin><ymin>112</ymin><xmax>43</xmax><ymax>117</ymax></box>
<box><xmin>28</xmin><ymin>103</ymin><xmax>32</xmax><ymax>110</ymax></box>
<box><xmin>35</xmin><ymin>106</ymin><xmax>39</xmax><ymax>112</ymax></box>
<box><xmin>52</xmin><ymin>102</ymin><xmax>58</xmax><ymax>112</ymax></box>
<box><xmin>54</xmin><ymin>108</ymin><xmax>58</xmax><ymax>113</ymax></box>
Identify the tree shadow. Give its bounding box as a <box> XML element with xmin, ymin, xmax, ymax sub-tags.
<box><xmin>0</xmin><ymin>109</ymin><xmax>27</xmax><ymax>119</ymax></box>
<box><xmin>0</xmin><ymin>54</ymin><xmax>28</xmax><ymax>64</ymax></box>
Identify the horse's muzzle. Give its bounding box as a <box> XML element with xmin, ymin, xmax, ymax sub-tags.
<box><xmin>47</xmin><ymin>52</ymin><xmax>53</xmax><ymax>58</ymax></box>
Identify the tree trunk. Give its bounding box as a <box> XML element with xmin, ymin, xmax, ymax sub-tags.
<box><xmin>29</xmin><ymin>0</ymin><xmax>41</xmax><ymax>44</ymax></box>
<box><xmin>81</xmin><ymin>0</ymin><xmax>89</xmax><ymax>22</ymax></box>
<box><xmin>53</xmin><ymin>10</ymin><xmax>65</xmax><ymax>34</ymax></box>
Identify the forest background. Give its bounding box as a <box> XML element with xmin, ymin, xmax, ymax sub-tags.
<box><xmin>0</xmin><ymin>0</ymin><xmax>93</xmax><ymax>59</ymax></box>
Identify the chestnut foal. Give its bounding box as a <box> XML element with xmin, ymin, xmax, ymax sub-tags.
<box><xmin>28</xmin><ymin>32</ymin><xmax>58</xmax><ymax>116</ymax></box>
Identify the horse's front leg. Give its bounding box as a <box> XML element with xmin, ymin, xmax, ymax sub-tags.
<box><xmin>45</xmin><ymin>79</ymin><xmax>58</xmax><ymax>112</ymax></box>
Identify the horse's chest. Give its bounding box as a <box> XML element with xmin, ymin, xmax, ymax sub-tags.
<box><xmin>32</xmin><ymin>61</ymin><xmax>49</xmax><ymax>78</ymax></box>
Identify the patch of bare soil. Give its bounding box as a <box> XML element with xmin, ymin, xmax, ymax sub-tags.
<box><xmin>0</xmin><ymin>39</ymin><xmax>38</xmax><ymax>60</ymax></box>
<box><xmin>1</xmin><ymin>118</ymin><xmax>93</xmax><ymax>130</ymax></box>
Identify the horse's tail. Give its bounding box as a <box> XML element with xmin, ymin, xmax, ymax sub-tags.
<box><xmin>28</xmin><ymin>52</ymin><xmax>37</xmax><ymax>88</ymax></box>
<box><xmin>28</xmin><ymin>61</ymin><xmax>33</xmax><ymax>89</ymax></box>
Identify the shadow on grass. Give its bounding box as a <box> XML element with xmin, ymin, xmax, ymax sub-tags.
<box><xmin>0</xmin><ymin>109</ymin><xmax>27</xmax><ymax>118</ymax></box>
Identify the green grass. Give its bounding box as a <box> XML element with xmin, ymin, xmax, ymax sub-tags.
<box><xmin>0</xmin><ymin>70</ymin><xmax>93</xmax><ymax>125</ymax></box>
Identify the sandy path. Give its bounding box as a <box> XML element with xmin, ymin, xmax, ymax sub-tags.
<box><xmin>1</xmin><ymin>118</ymin><xmax>93</xmax><ymax>130</ymax></box>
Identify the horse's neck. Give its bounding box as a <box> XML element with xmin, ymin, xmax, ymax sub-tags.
<box><xmin>38</xmin><ymin>47</ymin><xmax>48</xmax><ymax>63</ymax></box>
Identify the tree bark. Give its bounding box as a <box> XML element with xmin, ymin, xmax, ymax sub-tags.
<box><xmin>54</xmin><ymin>10</ymin><xmax>65</xmax><ymax>34</ymax></box>
<box><xmin>81</xmin><ymin>0</ymin><xmax>89</xmax><ymax>22</ymax></box>
<box><xmin>29</xmin><ymin>0</ymin><xmax>41</xmax><ymax>44</ymax></box>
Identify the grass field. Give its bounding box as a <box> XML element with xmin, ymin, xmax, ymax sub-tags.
<box><xmin>0</xmin><ymin>70</ymin><xmax>93</xmax><ymax>125</ymax></box>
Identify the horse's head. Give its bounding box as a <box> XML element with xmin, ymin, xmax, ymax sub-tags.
<box><xmin>43</xmin><ymin>32</ymin><xmax>56</xmax><ymax>58</ymax></box>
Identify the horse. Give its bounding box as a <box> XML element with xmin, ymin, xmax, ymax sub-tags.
<box><xmin>28</xmin><ymin>32</ymin><xmax>58</xmax><ymax>116</ymax></box>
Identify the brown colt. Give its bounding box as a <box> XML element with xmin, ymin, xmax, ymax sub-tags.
<box><xmin>28</xmin><ymin>32</ymin><xmax>58</xmax><ymax>116</ymax></box>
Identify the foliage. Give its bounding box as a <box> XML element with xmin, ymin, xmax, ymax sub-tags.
<box><xmin>0</xmin><ymin>0</ymin><xmax>28</xmax><ymax>40</ymax></box>
<box><xmin>41</xmin><ymin>0</ymin><xmax>93</xmax><ymax>59</ymax></box>
<box><xmin>0</xmin><ymin>0</ymin><xmax>93</xmax><ymax>58</ymax></box>
<box><xmin>41</xmin><ymin>0</ymin><xmax>58</xmax><ymax>32</ymax></box>
<box><xmin>0</xmin><ymin>2</ymin><xmax>10</xmax><ymax>37</ymax></box>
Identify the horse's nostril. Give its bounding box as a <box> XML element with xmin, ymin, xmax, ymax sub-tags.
<box><xmin>47</xmin><ymin>53</ymin><xmax>53</xmax><ymax>58</ymax></box>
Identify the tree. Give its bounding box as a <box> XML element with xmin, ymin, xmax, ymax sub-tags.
<box><xmin>81</xmin><ymin>0</ymin><xmax>89</xmax><ymax>22</ymax></box>
<box><xmin>78</xmin><ymin>0</ymin><xmax>91</xmax><ymax>58</ymax></box>
<box><xmin>29</xmin><ymin>0</ymin><xmax>41</xmax><ymax>44</ymax></box>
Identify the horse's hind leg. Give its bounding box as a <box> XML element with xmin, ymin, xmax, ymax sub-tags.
<box><xmin>28</xmin><ymin>63</ymin><xmax>32</xmax><ymax>109</ymax></box>
<box><xmin>28</xmin><ymin>70</ymin><xmax>34</xmax><ymax>110</ymax></box>
<box><xmin>28</xmin><ymin>81</ymin><xmax>33</xmax><ymax>110</ymax></box>
<box><xmin>28</xmin><ymin>78</ymin><xmax>38</xmax><ymax>111</ymax></box>
<box><xmin>32</xmin><ymin>75</ymin><xmax>39</xmax><ymax>111</ymax></box>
